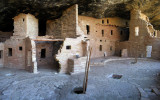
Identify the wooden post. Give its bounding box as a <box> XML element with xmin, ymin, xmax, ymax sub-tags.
<box><xmin>85</xmin><ymin>47</ymin><xmax>92</xmax><ymax>92</ymax></box>
<box><xmin>83</xmin><ymin>47</ymin><xmax>92</xmax><ymax>94</ymax></box>
<box><xmin>83</xmin><ymin>49</ymin><xmax>89</xmax><ymax>93</ymax></box>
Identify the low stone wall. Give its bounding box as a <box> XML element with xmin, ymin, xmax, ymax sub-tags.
<box><xmin>56</xmin><ymin>36</ymin><xmax>87</xmax><ymax>73</ymax></box>
<box><xmin>68</xmin><ymin>57</ymin><xmax>87</xmax><ymax>74</ymax></box>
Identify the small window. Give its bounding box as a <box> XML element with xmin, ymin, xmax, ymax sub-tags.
<box><xmin>23</xmin><ymin>18</ymin><xmax>25</xmax><ymax>22</ymax></box>
<box><xmin>102</xmin><ymin>20</ymin><xmax>104</xmax><ymax>24</ymax></box>
<box><xmin>86</xmin><ymin>25</ymin><xmax>90</xmax><ymax>35</ymax></box>
<box><xmin>100</xmin><ymin>40</ymin><xmax>102</xmax><ymax>42</ymax></box>
<box><xmin>121</xmin><ymin>31</ymin><xmax>123</xmax><ymax>35</ymax></box>
<box><xmin>111</xmin><ymin>30</ymin><xmax>113</xmax><ymax>35</ymax></box>
<box><xmin>19</xmin><ymin>46</ymin><xmax>22</xmax><ymax>51</ymax></box>
<box><xmin>110</xmin><ymin>46</ymin><xmax>112</xmax><ymax>51</ymax></box>
<box><xmin>102</xmin><ymin>30</ymin><xmax>104</xmax><ymax>37</ymax></box>
<box><xmin>107</xmin><ymin>19</ymin><xmax>109</xmax><ymax>24</ymax></box>
<box><xmin>99</xmin><ymin>45</ymin><xmax>102</xmax><ymax>51</ymax></box>
<box><xmin>41</xmin><ymin>49</ymin><xmax>46</xmax><ymax>58</ymax></box>
<box><xmin>8</xmin><ymin>48</ymin><xmax>12</xmax><ymax>56</ymax></box>
<box><xmin>0</xmin><ymin>50</ymin><xmax>2</xmax><ymax>59</ymax></box>
<box><xmin>66</xmin><ymin>45</ymin><xmax>71</xmax><ymax>50</ymax></box>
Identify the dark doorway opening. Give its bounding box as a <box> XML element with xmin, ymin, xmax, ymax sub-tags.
<box><xmin>41</xmin><ymin>49</ymin><xmax>46</xmax><ymax>58</ymax></box>
<box><xmin>99</xmin><ymin>45</ymin><xmax>102</xmax><ymax>51</ymax></box>
<box><xmin>125</xmin><ymin>28</ymin><xmax>129</xmax><ymax>41</ymax></box>
<box><xmin>86</xmin><ymin>25</ymin><xmax>90</xmax><ymax>35</ymax></box>
<box><xmin>111</xmin><ymin>30</ymin><xmax>113</xmax><ymax>35</ymax></box>
<box><xmin>107</xmin><ymin>19</ymin><xmax>109</xmax><ymax>24</ymax></box>
<box><xmin>39</xmin><ymin>19</ymin><xmax>46</xmax><ymax>36</ymax></box>
<box><xmin>8</xmin><ymin>48</ymin><xmax>12</xmax><ymax>56</ymax></box>
<box><xmin>102</xmin><ymin>20</ymin><xmax>104</xmax><ymax>24</ymax></box>
<box><xmin>102</xmin><ymin>30</ymin><xmax>104</xmax><ymax>37</ymax></box>
<box><xmin>36</xmin><ymin>41</ymin><xmax>63</xmax><ymax>72</ymax></box>
<box><xmin>0</xmin><ymin>50</ymin><xmax>2</xmax><ymax>59</ymax></box>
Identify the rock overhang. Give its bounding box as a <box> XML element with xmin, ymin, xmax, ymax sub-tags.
<box><xmin>0</xmin><ymin>0</ymin><xmax>160</xmax><ymax>31</ymax></box>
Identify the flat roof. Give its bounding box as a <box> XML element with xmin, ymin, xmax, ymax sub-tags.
<box><xmin>33</xmin><ymin>39</ymin><xmax>64</xmax><ymax>41</ymax></box>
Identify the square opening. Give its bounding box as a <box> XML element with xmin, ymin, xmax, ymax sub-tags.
<box><xmin>41</xmin><ymin>49</ymin><xmax>46</xmax><ymax>58</ymax></box>
<box><xmin>19</xmin><ymin>46</ymin><xmax>22</xmax><ymax>51</ymax></box>
<box><xmin>8</xmin><ymin>48</ymin><xmax>12</xmax><ymax>56</ymax></box>
<box><xmin>66</xmin><ymin>45</ymin><xmax>71</xmax><ymax>50</ymax></box>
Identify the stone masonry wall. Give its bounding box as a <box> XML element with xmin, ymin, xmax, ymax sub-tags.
<box><xmin>2</xmin><ymin>13</ymin><xmax>38</xmax><ymax>71</ymax></box>
<box><xmin>26</xmin><ymin>14</ymin><xmax>38</xmax><ymax>39</ymax></box>
<box><xmin>78</xmin><ymin>16</ymin><xmax>129</xmax><ymax>58</ymax></box>
<box><xmin>4</xmin><ymin>38</ymin><xmax>26</xmax><ymax>69</ymax></box>
<box><xmin>116</xmin><ymin>10</ymin><xmax>160</xmax><ymax>59</ymax></box>
<box><xmin>56</xmin><ymin>36</ymin><xmax>86</xmax><ymax>73</ymax></box>
<box><xmin>0</xmin><ymin>31</ymin><xmax>13</xmax><ymax>42</ymax></box>
<box><xmin>46</xmin><ymin>4</ymin><xmax>78</xmax><ymax>39</ymax></box>
<box><xmin>45</xmin><ymin>4</ymin><xmax>88</xmax><ymax>73</ymax></box>
<box><xmin>36</xmin><ymin>42</ymin><xmax>54</xmax><ymax>67</ymax></box>
<box><xmin>14</xmin><ymin>14</ymin><xmax>27</xmax><ymax>37</ymax></box>
<box><xmin>14</xmin><ymin>13</ymin><xmax>38</xmax><ymax>38</ymax></box>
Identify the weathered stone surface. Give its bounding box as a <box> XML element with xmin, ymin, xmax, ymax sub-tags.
<box><xmin>0</xmin><ymin>0</ymin><xmax>160</xmax><ymax>31</ymax></box>
<box><xmin>78</xmin><ymin>16</ymin><xmax>129</xmax><ymax>58</ymax></box>
<box><xmin>121</xmin><ymin>49</ymin><xmax>128</xmax><ymax>57</ymax></box>
<box><xmin>116</xmin><ymin>9</ymin><xmax>160</xmax><ymax>59</ymax></box>
<box><xmin>68</xmin><ymin>57</ymin><xmax>87</xmax><ymax>74</ymax></box>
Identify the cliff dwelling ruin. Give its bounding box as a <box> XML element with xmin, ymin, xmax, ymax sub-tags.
<box><xmin>0</xmin><ymin>4</ymin><xmax>159</xmax><ymax>74</ymax></box>
<box><xmin>0</xmin><ymin>1</ymin><xmax>160</xmax><ymax>100</ymax></box>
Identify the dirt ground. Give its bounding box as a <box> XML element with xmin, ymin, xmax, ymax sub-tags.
<box><xmin>0</xmin><ymin>58</ymin><xmax>160</xmax><ymax>100</ymax></box>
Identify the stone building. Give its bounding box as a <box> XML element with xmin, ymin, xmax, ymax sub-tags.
<box><xmin>78</xmin><ymin>16</ymin><xmax>129</xmax><ymax>58</ymax></box>
<box><xmin>116</xmin><ymin>9</ymin><xmax>160</xmax><ymax>59</ymax></box>
<box><xmin>0</xmin><ymin>4</ymin><xmax>159</xmax><ymax>74</ymax></box>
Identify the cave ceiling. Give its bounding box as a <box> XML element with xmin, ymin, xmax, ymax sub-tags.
<box><xmin>0</xmin><ymin>0</ymin><xmax>160</xmax><ymax>31</ymax></box>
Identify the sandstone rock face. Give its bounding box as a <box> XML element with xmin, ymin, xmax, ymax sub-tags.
<box><xmin>0</xmin><ymin>0</ymin><xmax>160</xmax><ymax>31</ymax></box>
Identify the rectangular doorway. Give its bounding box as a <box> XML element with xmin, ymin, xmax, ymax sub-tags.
<box><xmin>41</xmin><ymin>49</ymin><xmax>46</xmax><ymax>58</ymax></box>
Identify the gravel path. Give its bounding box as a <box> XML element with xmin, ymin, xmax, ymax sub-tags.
<box><xmin>0</xmin><ymin>59</ymin><xmax>160</xmax><ymax>100</ymax></box>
